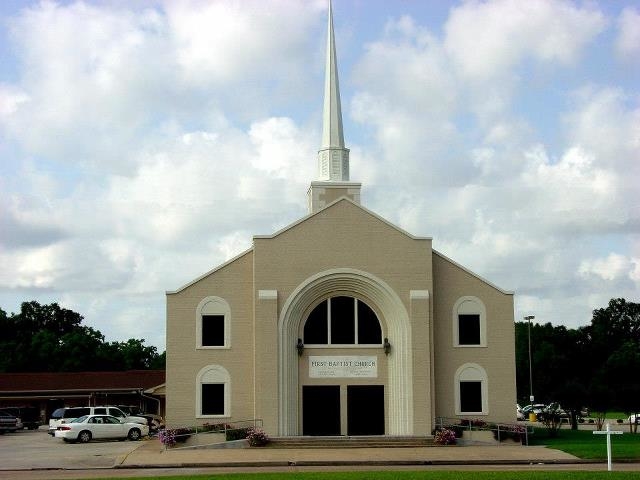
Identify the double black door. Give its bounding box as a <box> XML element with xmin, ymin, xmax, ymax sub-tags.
<box><xmin>302</xmin><ymin>385</ymin><xmax>384</xmax><ymax>436</ymax></box>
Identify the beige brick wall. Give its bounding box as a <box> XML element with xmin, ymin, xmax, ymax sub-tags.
<box><xmin>166</xmin><ymin>250</ymin><xmax>255</xmax><ymax>427</ymax></box>
<box><xmin>432</xmin><ymin>251</ymin><xmax>516</xmax><ymax>424</ymax></box>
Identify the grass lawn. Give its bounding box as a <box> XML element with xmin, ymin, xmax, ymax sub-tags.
<box><xmin>93</xmin><ymin>474</ymin><xmax>640</xmax><ymax>480</ymax></box>
<box><xmin>528</xmin><ymin>427</ymin><xmax>640</xmax><ymax>460</ymax></box>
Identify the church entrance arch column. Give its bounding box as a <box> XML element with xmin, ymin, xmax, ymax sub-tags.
<box><xmin>278</xmin><ymin>268</ymin><xmax>413</xmax><ymax>436</ymax></box>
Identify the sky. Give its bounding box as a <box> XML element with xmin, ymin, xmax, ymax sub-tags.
<box><xmin>0</xmin><ymin>0</ymin><xmax>638</xmax><ymax>352</ymax></box>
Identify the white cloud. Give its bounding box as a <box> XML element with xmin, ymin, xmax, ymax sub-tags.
<box><xmin>616</xmin><ymin>7</ymin><xmax>640</xmax><ymax>59</ymax></box>
<box><xmin>579</xmin><ymin>253</ymin><xmax>637</xmax><ymax>282</ymax></box>
<box><xmin>0</xmin><ymin>83</ymin><xmax>29</xmax><ymax>117</ymax></box>
<box><xmin>0</xmin><ymin>0</ymin><xmax>638</xmax><ymax>350</ymax></box>
<box><xmin>444</xmin><ymin>0</ymin><xmax>607</xmax><ymax>81</ymax></box>
<box><xmin>166</xmin><ymin>0</ymin><xmax>322</xmax><ymax>86</ymax></box>
<box><xmin>563</xmin><ymin>86</ymin><xmax>640</xmax><ymax>173</ymax></box>
<box><xmin>1</xmin><ymin>0</ymin><xmax>324</xmax><ymax>172</ymax></box>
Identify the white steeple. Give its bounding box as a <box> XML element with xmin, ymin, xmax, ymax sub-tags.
<box><xmin>308</xmin><ymin>1</ymin><xmax>361</xmax><ymax>213</ymax></box>
<box><xmin>317</xmin><ymin>0</ymin><xmax>349</xmax><ymax>181</ymax></box>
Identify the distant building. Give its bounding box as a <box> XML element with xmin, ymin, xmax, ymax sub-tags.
<box><xmin>0</xmin><ymin>370</ymin><xmax>165</xmax><ymax>423</ymax></box>
<box><xmin>165</xmin><ymin>4</ymin><xmax>515</xmax><ymax>436</ymax></box>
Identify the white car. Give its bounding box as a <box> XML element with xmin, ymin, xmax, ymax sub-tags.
<box><xmin>49</xmin><ymin>406</ymin><xmax>148</xmax><ymax>435</ymax></box>
<box><xmin>54</xmin><ymin>414</ymin><xmax>149</xmax><ymax>443</ymax></box>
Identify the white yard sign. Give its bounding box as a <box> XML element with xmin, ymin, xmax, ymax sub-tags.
<box><xmin>309</xmin><ymin>356</ymin><xmax>378</xmax><ymax>378</ymax></box>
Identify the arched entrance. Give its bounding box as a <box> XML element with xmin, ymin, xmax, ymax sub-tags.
<box><xmin>278</xmin><ymin>268</ymin><xmax>413</xmax><ymax>436</ymax></box>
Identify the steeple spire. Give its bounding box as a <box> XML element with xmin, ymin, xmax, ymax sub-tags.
<box><xmin>317</xmin><ymin>0</ymin><xmax>349</xmax><ymax>181</ymax></box>
<box><xmin>308</xmin><ymin>0</ymin><xmax>361</xmax><ymax>213</ymax></box>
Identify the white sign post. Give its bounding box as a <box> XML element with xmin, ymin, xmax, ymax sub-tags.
<box><xmin>593</xmin><ymin>422</ymin><xmax>623</xmax><ymax>471</ymax></box>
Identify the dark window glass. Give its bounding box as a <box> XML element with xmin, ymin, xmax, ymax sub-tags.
<box><xmin>458</xmin><ymin>314</ymin><xmax>481</xmax><ymax>345</ymax></box>
<box><xmin>94</xmin><ymin>408</ymin><xmax>106</xmax><ymax>415</ymax></box>
<box><xmin>460</xmin><ymin>381</ymin><xmax>482</xmax><ymax>412</ymax></box>
<box><xmin>65</xmin><ymin>408</ymin><xmax>90</xmax><ymax>418</ymax></box>
<box><xmin>330</xmin><ymin>296</ymin><xmax>355</xmax><ymax>344</ymax></box>
<box><xmin>304</xmin><ymin>301</ymin><xmax>328</xmax><ymax>344</ymax></box>
<box><xmin>202</xmin><ymin>315</ymin><xmax>225</xmax><ymax>346</ymax></box>
<box><xmin>202</xmin><ymin>383</ymin><xmax>225</xmax><ymax>415</ymax></box>
<box><xmin>357</xmin><ymin>300</ymin><xmax>382</xmax><ymax>344</ymax></box>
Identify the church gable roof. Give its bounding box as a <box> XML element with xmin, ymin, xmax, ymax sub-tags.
<box><xmin>433</xmin><ymin>249</ymin><xmax>514</xmax><ymax>295</ymax></box>
<box><xmin>254</xmin><ymin>196</ymin><xmax>432</xmax><ymax>243</ymax></box>
<box><xmin>166</xmin><ymin>247</ymin><xmax>253</xmax><ymax>295</ymax></box>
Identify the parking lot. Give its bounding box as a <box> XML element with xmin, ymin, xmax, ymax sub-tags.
<box><xmin>0</xmin><ymin>426</ymin><xmax>146</xmax><ymax>471</ymax></box>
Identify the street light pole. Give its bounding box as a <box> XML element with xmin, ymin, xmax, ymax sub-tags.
<box><xmin>524</xmin><ymin>315</ymin><xmax>535</xmax><ymax>403</ymax></box>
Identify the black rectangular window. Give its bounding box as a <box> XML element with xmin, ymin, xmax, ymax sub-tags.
<box><xmin>357</xmin><ymin>300</ymin><xmax>382</xmax><ymax>344</ymax></box>
<box><xmin>202</xmin><ymin>383</ymin><xmax>225</xmax><ymax>415</ymax></box>
<box><xmin>458</xmin><ymin>314</ymin><xmax>481</xmax><ymax>345</ymax></box>
<box><xmin>304</xmin><ymin>300</ymin><xmax>328</xmax><ymax>344</ymax></box>
<box><xmin>460</xmin><ymin>381</ymin><xmax>482</xmax><ymax>412</ymax></box>
<box><xmin>330</xmin><ymin>296</ymin><xmax>355</xmax><ymax>344</ymax></box>
<box><xmin>202</xmin><ymin>315</ymin><xmax>225</xmax><ymax>346</ymax></box>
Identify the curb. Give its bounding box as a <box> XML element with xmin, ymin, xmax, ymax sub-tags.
<box><xmin>114</xmin><ymin>458</ymin><xmax>600</xmax><ymax>469</ymax></box>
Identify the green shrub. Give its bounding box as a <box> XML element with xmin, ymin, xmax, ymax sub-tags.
<box><xmin>226</xmin><ymin>427</ymin><xmax>250</xmax><ymax>441</ymax></box>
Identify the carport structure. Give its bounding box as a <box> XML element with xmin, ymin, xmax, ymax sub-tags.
<box><xmin>0</xmin><ymin>370</ymin><xmax>165</xmax><ymax>425</ymax></box>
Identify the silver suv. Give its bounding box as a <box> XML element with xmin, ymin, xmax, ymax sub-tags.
<box><xmin>48</xmin><ymin>406</ymin><xmax>146</xmax><ymax>435</ymax></box>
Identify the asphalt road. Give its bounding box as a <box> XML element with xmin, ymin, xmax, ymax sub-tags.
<box><xmin>0</xmin><ymin>426</ymin><xmax>143</xmax><ymax>471</ymax></box>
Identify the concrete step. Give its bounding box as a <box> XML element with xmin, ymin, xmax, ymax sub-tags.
<box><xmin>267</xmin><ymin>435</ymin><xmax>434</xmax><ymax>449</ymax></box>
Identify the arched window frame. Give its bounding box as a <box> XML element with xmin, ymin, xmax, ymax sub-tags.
<box><xmin>196</xmin><ymin>296</ymin><xmax>231</xmax><ymax>349</ymax></box>
<box><xmin>454</xmin><ymin>363</ymin><xmax>489</xmax><ymax>415</ymax></box>
<box><xmin>301</xmin><ymin>295</ymin><xmax>384</xmax><ymax>347</ymax></box>
<box><xmin>452</xmin><ymin>296</ymin><xmax>487</xmax><ymax>347</ymax></box>
<box><xmin>196</xmin><ymin>364</ymin><xmax>231</xmax><ymax>418</ymax></box>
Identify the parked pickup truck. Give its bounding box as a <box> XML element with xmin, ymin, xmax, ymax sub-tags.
<box><xmin>2</xmin><ymin>407</ymin><xmax>41</xmax><ymax>430</ymax></box>
<box><xmin>0</xmin><ymin>409</ymin><xmax>21</xmax><ymax>433</ymax></box>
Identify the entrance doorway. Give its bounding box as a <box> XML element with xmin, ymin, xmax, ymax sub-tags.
<box><xmin>347</xmin><ymin>385</ymin><xmax>384</xmax><ymax>435</ymax></box>
<box><xmin>302</xmin><ymin>386</ymin><xmax>340</xmax><ymax>436</ymax></box>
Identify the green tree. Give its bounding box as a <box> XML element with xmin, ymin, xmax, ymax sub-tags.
<box><xmin>515</xmin><ymin>298</ymin><xmax>640</xmax><ymax>432</ymax></box>
<box><xmin>110</xmin><ymin>338</ymin><xmax>159</xmax><ymax>370</ymax></box>
<box><xmin>0</xmin><ymin>301</ymin><xmax>165</xmax><ymax>373</ymax></box>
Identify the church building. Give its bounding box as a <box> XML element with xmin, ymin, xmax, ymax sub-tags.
<box><xmin>165</xmin><ymin>4</ymin><xmax>516</xmax><ymax>437</ymax></box>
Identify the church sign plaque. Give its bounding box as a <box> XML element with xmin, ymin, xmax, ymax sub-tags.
<box><xmin>309</xmin><ymin>356</ymin><xmax>377</xmax><ymax>378</ymax></box>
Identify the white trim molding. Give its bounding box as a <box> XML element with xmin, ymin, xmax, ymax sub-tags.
<box><xmin>410</xmin><ymin>290</ymin><xmax>430</xmax><ymax>300</ymax></box>
<box><xmin>454</xmin><ymin>363</ymin><xmax>489</xmax><ymax>416</ymax></box>
<box><xmin>278</xmin><ymin>267</ymin><xmax>413</xmax><ymax>436</ymax></box>
<box><xmin>196</xmin><ymin>296</ymin><xmax>231</xmax><ymax>349</ymax></box>
<box><xmin>452</xmin><ymin>296</ymin><xmax>487</xmax><ymax>348</ymax></box>
<box><xmin>195</xmin><ymin>364</ymin><xmax>231</xmax><ymax>418</ymax></box>
<box><xmin>258</xmin><ymin>290</ymin><xmax>278</xmax><ymax>300</ymax></box>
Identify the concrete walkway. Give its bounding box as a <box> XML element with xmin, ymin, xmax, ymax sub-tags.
<box><xmin>118</xmin><ymin>439</ymin><xmax>582</xmax><ymax>469</ymax></box>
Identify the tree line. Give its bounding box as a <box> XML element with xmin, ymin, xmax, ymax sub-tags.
<box><xmin>515</xmin><ymin>298</ymin><xmax>640</xmax><ymax>424</ymax></box>
<box><xmin>0</xmin><ymin>301</ymin><xmax>165</xmax><ymax>372</ymax></box>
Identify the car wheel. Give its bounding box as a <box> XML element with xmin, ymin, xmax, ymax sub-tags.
<box><xmin>128</xmin><ymin>428</ymin><xmax>141</xmax><ymax>441</ymax></box>
<box><xmin>78</xmin><ymin>430</ymin><xmax>92</xmax><ymax>443</ymax></box>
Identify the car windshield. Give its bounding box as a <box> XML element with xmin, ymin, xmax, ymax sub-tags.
<box><xmin>71</xmin><ymin>415</ymin><xmax>89</xmax><ymax>423</ymax></box>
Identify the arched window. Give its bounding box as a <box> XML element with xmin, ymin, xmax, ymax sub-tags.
<box><xmin>454</xmin><ymin>363</ymin><xmax>488</xmax><ymax>415</ymax></box>
<box><xmin>196</xmin><ymin>296</ymin><xmax>231</xmax><ymax>349</ymax></box>
<box><xmin>196</xmin><ymin>365</ymin><xmax>230</xmax><ymax>418</ymax></box>
<box><xmin>303</xmin><ymin>296</ymin><xmax>382</xmax><ymax>345</ymax></box>
<box><xmin>452</xmin><ymin>296</ymin><xmax>486</xmax><ymax>347</ymax></box>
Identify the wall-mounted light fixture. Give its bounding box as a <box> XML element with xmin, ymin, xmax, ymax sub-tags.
<box><xmin>296</xmin><ymin>338</ymin><xmax>304</xmax><ymax>356</ymax></box>
<box><xmin>383</xmin><ymin>337</ymin><xmax>391</xmax><ymax>356</ymax></box>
